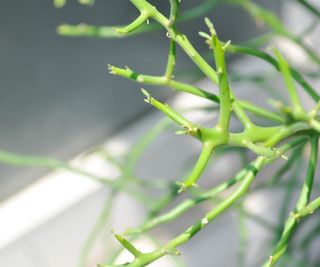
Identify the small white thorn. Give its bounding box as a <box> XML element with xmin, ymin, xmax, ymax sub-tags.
<box><xmin>198</xmin><ymin>31</ymin><xmax>210</xmax><ymax>39</ymax></box>
<box><xmin>201</xmin><ymin>218</ymin><xmax>209</xmax><ymax>226</ymax></box>
<box><xmin>175</xmin><ymin>130</ymin><xmax>188</xmax><ymax>135</ymax></box>
<box><xmin>269</xmin><ymin>256</ymin><xmax>273</xmax><ymax>264</ymax></box>
<box><xmin>223</xmin><ymin>40</ymin><xmax>231</xmax><ymax>50</ymax></box>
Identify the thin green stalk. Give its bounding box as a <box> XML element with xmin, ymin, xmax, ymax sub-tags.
<box><xmin>115</xmin><ymin>12</ymin><xmax>150</xmax><ymax>34</ymax></box>
<box><xmin>296</xmin><ymin>0</ymin><xmax>320</xmax><ymax>19</ymax></box>
<box><xmin>235</xmin><ymin>0</ymin><xmax>320</xmax><ymax>65</ymax></box>
<box><xmin>0</xmin><ymin>150</ymin><xmax>154</xmax><ymax>206</ymax></box>
<box><xmin>268</xmin><ymin>145</ymin><xmax>304</xmax><ymax>186</ymax></box>
<box><xmin>205</xmin><ymin>18</ymin><xmax>232</xmax><ymax>131</ymax></box>
<box><xmin>264</xmin><ymin>134</ymin><xmax>319</xmax><ymax>267</ymax></box>
<box><xmin>57</xmin><ymin>0</ymin><xmax>222</xmax><ymax>38</ymax></box>
<box><xmin>108</xmin><ymin>65</ymin><xmax>219</xmax><ymax>102</ymax></box>
<box><xmin>236</xmin><ymin>203</ymin><xmax>248</xmax><ymax>267</ymax></box>
<box><xmin>162</xmin><ymin>156</ymin><xmax>265</xmax><ymax>255</ymax></box>
<box><xmin>122</xmin><ymin>119</ymin><xmax>171</xmax><ymax>178</ymax></box>
<box><xmin>141</xmin><ymin>89</ymin><xmax>198</xmax><ymax>134</ymax></box>
<box><xmin>232</xmin><ymin>98</ymin><xmax>254</xmax><ymax>130</ymax></box>
<box><xmin>79</xmin><ymin>191</ymin><xmax>117</xmax><ymax>267</ymax></box>
<box><xmin>238</xmin><ymin>100</ymin><xmax>285</xmax><ymax>123</ymax></box>
<box><xmin>226</xmin><ymin>44</ymin><xmax>320</xmax><ymax>102</ymax></box>
<box><xmin>274</xmin><ymin>49</ymin><xmax>305</xmax><ymax>117</ymax></box>
<box><xmin>293</xmin><ymin>196</ymin><xmax>320</xmax><ymax>220</ymax></box>
<box><xmin>125</xmin><ymin>163</ymin><xmax>249</xmax><ymax>234</ymax></box>
<box><xmin>0</xmin><ymin>150</ymin><xmax>111</xmax><ymax>184</ymax></box>
<box><xmin>129</xmin><ymin>0</ymin><xmax>219</xmax><ymax>85</ymax></box>
<box><xmin>275</xmin><ymin>155</ymin><xmax>303</xmax><ymax>239</ymax></box>
<box><xmin>109</xmin><ymin>65</ymin><xmax>283</xmax><ymax>123</ymax></box>
<box><xmin>295</xmin><ymin>135</ymin><xmax>319</xmax><ymax>209</ymax></box>
<box><xmin>165</xmin><ymin>0</ymin><xmax>179</xmax><ymax>80</ymax></box>
<box><xmin>169</xmin><ymin>0</ymin><xmax>180</xmax><ymax>25</ymax></box>
<box><xmin>165</xmin><ymin>40</ymin><xmax>177</xmax><ymax>80</ymax></box>
<box><xmin>179</xmin><ymin>142</ymin><xmax>214</xmax><ymax>190</ymax></box>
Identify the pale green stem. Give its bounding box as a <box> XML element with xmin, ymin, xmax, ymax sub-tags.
<box><xmin>296</xmin><ymin>0</ymin><xmax>320</xmax><ymax>18</ymax></box>
<box><xmin>109</xmin><ymin>65</ymin><xmax>283</xmax><ymax>123</ymax></box>
<box><xmin>274</xmin><ymin>49</ymin><xmax>304</xmax><ymax>116</ymax></box>
<box><xmin>264</xmin><ymin>134</ymin><xmax>319</xmax><ymax>267</ymax></box>
<box><xmin>122</xmin><ymin>119</ymin><xmax>171</xmax><ymax>178</ymax></box>
<box><xmin>129</xmin><ymin>0</ymin><xmax>219</xmax><ymax>84</ymax></box>
<box><xmin>124</xmin><ymin>165</ymin><xmax>250</xmax><ymax>234</ymax></box>
<box><xmin>165</xmin><ymin>40</ymin><xmax>176</xmax><ymax>79</ymax></box>
<box><xmin>108</xmin><ymin>65</ymin><xmax>219</xmax><ymax>102</ymax></box>
<box><xmin>207</xmin><ymin>18</ymin><xmax>232</xmax><ymax>131</ymax></box>
<box><xmin>232</xmin><ymin>98</ymin><xmax>254</xmax><ymax>129</ymax></box>
<box><xmin>236</xmin><ymin>202</ymin><xmax>248</xmax><ymax>267</ymax></box>
<box><xmin>293</xmin><ymin>196</ymin><xmax>320</xmax><ymax>220</ymax></box>
<box><xmin>57</xmin><ymin>0</ymin><xmax>222</xmax><ymax>38</ymax></box>
<box><xmin>141</xmin><ymin>89</ymin><xmax>198</xmax><ymax>135</ymax></box>
<box><xmin>79</xmin><ymin>191</ymin><xmax>117</xmax><ymax>267</ymax></box>
<box><xmin>238</xmin><ymin>100</ymin><xmax>285</xmax><ymax>123</ymax></box>
<box><xmin>115</xmin><ymin>12</ymin><xmax>150</xmax><ymax>34</ymax></box>
<box><xmin>179</xmin><ymin>142</ymin><xmax>214</xmax><ymax>190</ymax></box>
<box><xmin>226</xmin><ymin>44</ymin><xmax>320</xmax><ymax>102</ymax></box>
<box><xmin>236</xmin><ymin>0</ymin><xmax>320</xmax><ymax>65</ymax></box>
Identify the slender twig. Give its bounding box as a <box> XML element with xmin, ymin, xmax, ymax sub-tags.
<box><xmin>264</xmin><ymin>134</ymin><xmax>319</xmax><ymax>266</ymax></box>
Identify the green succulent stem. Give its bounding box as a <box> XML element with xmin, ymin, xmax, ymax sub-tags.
<box><xmin>263</xmin><ymin>134</ymin><xmax>319</xmax><ymax>267</ymax></box>
<box><xmin>274</xmin><ymin>49</ymin><xmax>305</xmax><ymax>118</ymax></box>
<box><xmin>296</xmin><ymin>0</ymin><xmax>320</xmax><ymax>19</ymax></box>
<box><xmin>115</xmin><ymin>12</ymin><xmax>150</xmax><ymax>34</ymax></box>
<box><xmin>179</xmin><ymin>142</ymin><xmax>214</xmax><ymax>190</ymax></box>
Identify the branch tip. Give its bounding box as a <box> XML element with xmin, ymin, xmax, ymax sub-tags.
<box><xmin>166</xmin><ymin>248</ymin><xmax>181</xmax><ymax>256</ymax></box>
<box><xmin>114</xmin><ymin>233</ymin><xmax>141</xmax><ymax>257</ymax></box>
<box><xmin>176</xmin><ymin>182</ymin><xmax>186</xmax><ymax>193</ymax></box>
<box><xmin>198</xmin><ymin>31</ymin><xmax>210</xmax><ymax>39</ymax></box>
<box><xmin>141</xmin><ymin>88</ymin><xmax>151</xmax><ymax>101</ymax></box>
<box><xmin>107</xmin><ymin>64</ymin><xmax>115</xmax><ymax>74</ymax></box>
<box><xmin>204</xmin><ymin>17</ymin><xmax>216</xmax><ymax>35</ymax></box>
<box><xmin>222</xmin><ymin>40</ymin><xmax>231</xmax><ymax>50</ymax></box>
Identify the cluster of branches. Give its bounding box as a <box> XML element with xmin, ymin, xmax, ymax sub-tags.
<box><xmin>2</xmin><ymin>0</ymin><xmax>320</xmax><ymax>266</ymax></box>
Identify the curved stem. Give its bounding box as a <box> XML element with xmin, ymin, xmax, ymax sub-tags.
<box><xmin>116</xmin><ymin>12</ymin><xmax>150</xmax><ymax>34</ymax></box>
<box><xmin>179</xmin><ymin>142</ymin><xmax>214</xmax><ymax>190</ymax></box>
<box><xmin>264</xmin><ymin>134</ymin><xmax>319</xmax><ymax>266</ymax></box>
<box><xmin>226</xmin><ymin>44</ymin><xmax>320</xmax><ymax>102</ymax></box>
<box><xmin>274</xmin><ymin>49</ymin><xmax>304</xmax><ymax>116</ymax></box>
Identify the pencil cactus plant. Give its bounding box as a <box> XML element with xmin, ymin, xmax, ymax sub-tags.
<box><xmin>56</xmin><ymin>1</ymin><xmax>320</xmax><ymax>266</ymax></box>
<box><xmin>2</xmin><ymin>0</ymin><xmax>320</xmax><ymax>266</ymax></box>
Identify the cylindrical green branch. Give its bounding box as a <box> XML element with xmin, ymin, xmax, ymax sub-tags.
<box><xmin>179</xmin><ymin>142</ymin><xmax>214</xmax><ymax>190</ymax></box>
<box><xmin>264</xmin><ymin>134</ymin><xmax>319</xmax><ymax>267</ymax></box>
